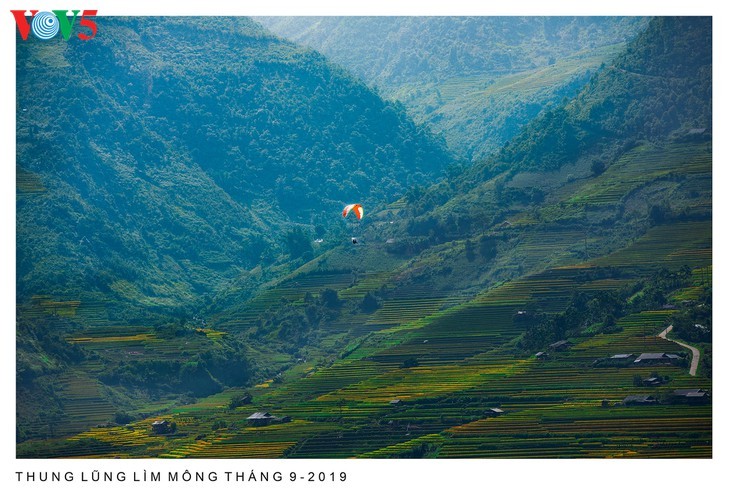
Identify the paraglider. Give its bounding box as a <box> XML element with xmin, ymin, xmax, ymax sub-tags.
<box><xmin>342</xmin><ymin>203</ymin><xmax>364</xmax><ymax>220</ymax></box>
<box><xmin>343</xmin><ymin>203</ymin><xmax>364</xmax><ymax>245</ymax></box>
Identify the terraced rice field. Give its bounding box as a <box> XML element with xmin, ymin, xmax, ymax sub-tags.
<box><xmin>595</xmin><ymin>221</ymin><xmax>711</xmax><ymax>271</ymax></box>
<box><xmin>66</xmin><ymin>324</ymin><xmax>218</xmax><ymax>360</ymax></box>
<box><xmin>367</xmin><ymin>295</ymin><xmax>466</xmax><ymax>325</ymax></box>
<box><xmin>53</xmin><ymin>372</ymin><xmax>117</xmax><ymax>436</ymax></box>
<box><xmin>16</xmin><ymin>166</ymin><xmax>46</xmax><ymax>194</ymax></box>
<box><xmin>440</xmin><ymin>402</ymin><xmax>711</xmax><ymax>458</ymax></box>
<box><xmin>19</xmin><ymin>169</ymin><xmax>711</xmax><ymax>458</ymax></box>
<box><xmin>568</xmin><ymin>142</ymin><xmax>711</xmax><ymax>207</ymax></box>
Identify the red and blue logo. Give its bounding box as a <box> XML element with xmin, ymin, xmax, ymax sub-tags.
<box><xmin>11</xmin><ymin>9</ymin><xmax>98</xmax><ymax>40</ymax></box>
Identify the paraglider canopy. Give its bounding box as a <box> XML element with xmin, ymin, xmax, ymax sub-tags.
<box><xmin>342</xmin><ymin>203</ymin><xmax>364</xmax><ymax>220</ymax></box>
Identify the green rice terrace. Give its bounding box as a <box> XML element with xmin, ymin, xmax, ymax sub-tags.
<box><xmin>16</xmin><ymin>134</ymin><xmax>712</xmax><ymax>458</ymax></box>
<box><xmin>17</xmin><ymin>214</ymin><xmax>712</xmax><ymax>458</ymax></box>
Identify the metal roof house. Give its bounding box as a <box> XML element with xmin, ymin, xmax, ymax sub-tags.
<box><xmin>608</xmin><ymin>353</ymin><xmax>635</xmax><ymax>364</ymax></box>
<box><xmin>549</xmin><ymin>340</ymin><xmax>571</xmax><ymax>351</ymax></box>
<box><xmin>642</xmin><ymin>376</ymin><xmax>666</xmax><ymax>387</ymax></box>
<box><xmin>610</xmin><ymin>353</ymin><xmax>634</xmax><ymax>360</ymax></box>
<box><xmin>633</xmin><ymin>352</ymin><xmax>680</xmax><ymax>365</ymax></box>
<box><xmin>623</xmin><ymin>395</ymin><xmax>658</xmax><ymax>406</ymax></box>
<box><xmin>673</xmin><ymin>389</ymin><xmax>710</xmax><ymax>403</ymax></box>
<box><xmin>246</xmin><ymin>412</ymin><xmax>290</xmax><ymax>426</ymax></box>
<box><xmin>151</xmin><ymin>419</ymin><xmax>174</xmax><ymax>434</ymax></box>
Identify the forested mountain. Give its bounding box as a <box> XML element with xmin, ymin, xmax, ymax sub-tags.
<box><xmin>405</xmin><ymin>16</ymin><xmax>711</xmax><ymax>222</ymax></box>
<box><xmin>257</xmin><ymin>17</ymin><xmax>648</xmax><ymax>159</ymax></box>
<box><xmin>16</xmin><ymin>17</ymin><xmax>451</xmax><ymax>318</ymax></box>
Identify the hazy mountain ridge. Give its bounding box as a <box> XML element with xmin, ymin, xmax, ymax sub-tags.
<box><xmin>257</xmin><ymin>16</ymin><xmax>649</xmax><ymax>160</ymax></box>
<box><xmin>256</xmin><ymin>17</ymin><xmax>647</xmax><ymax>86</ymax></box>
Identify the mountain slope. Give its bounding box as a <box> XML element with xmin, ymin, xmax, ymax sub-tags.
<box><xmin>15</xmin><ymin>16</ymin><xmax>452</xmax><ymax>441</ymax></box>
<box><xmin>16</xmin><ymin>17</ymin><xmax>452</xmax><ymax>318</ymax></box>
<box><xmin>257</xmin><ymin>16</ymin><xmax>648</xmax><ymax>160</ymax></box>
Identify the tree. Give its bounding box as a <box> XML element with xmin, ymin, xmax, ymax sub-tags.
<box><xmin>479</xmin><ymin>235</ymin><xmax>498</xmax><ymax>260</ymax></box>
<box><xmin>590</xmin><ymin>159</ymin><xmax>606</xmax><ymax>176</ymax></box>
<box><xmin>114</xmin><ymin>412</ymin><xmax>134</xmax><ymax>425</ymax></box>
<box><xmin>465</xmin><ymin>239</ymin><xmax>476</xmax><ymax>261</ymax></box>
<box><xmin>400</xmin><ymin>357</ymin><xmax>419</xmax><ymax>368</ymax></box>
<box><xmin>649</xmin><ymin>204</ymin><xmax>668</xmax><ymax>225</ymax></box>
<box><xmin>228</xmin><ymin>393</ymin><xmax>253</xmax><ymax>410</ymax></box>
<box><xmin>285</xmin><ymin>227</ymin><xmax>313</xmax><ymax>259</ymax></box>
<box><xmin>361</xmin><ymin>292</ymin><xmax>381</xmax><ymax>313</ymax></box>
<box><xmin>320</xmin><ymin>288</ymin><xmax>341</xmax><ymax>309</ymax></box>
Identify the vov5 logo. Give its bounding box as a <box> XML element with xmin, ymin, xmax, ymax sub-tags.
<box><xmin>11</xmin><ymin>9</ymin><xmax>98</xmax><ymax>40</ymax></box>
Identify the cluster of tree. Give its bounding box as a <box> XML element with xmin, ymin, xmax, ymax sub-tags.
<box><xmin>518</xmin><ymin>267</ymin><xmax>694</xmax><ymax>351</ymax></box>
<box><xmin>16</xmin><ymin>313</ymin><xmax>92</xmax><ymax>442</ymax></box>
<box><xmin>253</xmin><ymin>288</ymin><xmax>345</xmax><ymax>350</ymax></box>
<box><xmin>258</xmin><ymin>17</ymin><xmax>647</xmax><ymax>160</ymax></box>
<box><xmin>99</xmin><ymin>339</ymin><xmax>251</xmax><ymax>398</ymax></box>
<box><xmin>16</xmin><ymin>314</ymin><xmax>87</xmax><ymax>386</ymax></box>
<box><xmin>228</xmin><ymin>392</ymin><xmax>253</xmax><ymax>410</ymax></box>
<box><xmin>508</xmin><ymin>18</ymin><xmax>710</xmax><ymax>173</ymax></box>
<box><xmin>672</xmin><ymin>287</ymin><xmax>712</xmax><ymax>343</ymax></box>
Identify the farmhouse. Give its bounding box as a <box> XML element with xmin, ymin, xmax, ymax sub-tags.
<box><xmin>610</xmin><ymin>353</ymin><xmax>635</xmax><ymax>364</ymax></box>
<box><xmin>548</xmin><ymin>340</ymin><xmax>571</xmax><ymax>351</ymax></box>
<box><xmin>610</xmin><ymin>353</ymin><xmax>633</xmax><ymax>360</ymax></box>
<box><xmin>151</xmin><ymin>420</ymin><xmax>174</xmax><ymax>434</ymax></box>
<box><xmin>484</xmin><ymin>407</ymin><xmax>504</xmax><ymax>417</ymax></box>
<box><xmin>389</xmin><ymin>399</ymin><xmax>402</xmax><ymax>406</ymax></box>
<box><xmin>633</xmin><ymin>352</ymin><xmax>680</xmax><ymax>365</ymax></box>
<box><xmin>623</xmin><ymin>395</ymin><xmax>658</xmax><ymax>406</ymax></box>
<box><xmin>535</xmin><ymin>351</ymin><xmax>549</xmax><ymax>360</ymax></box>
<box><xmin>246</xmin><ymin>412</ymin><xmax>291</xmax><ymax>426</ymax></box>
<box><xmin>672</xmin><ymin>389</ymin><xmax>710</xmax><ymax>403</ymax></box>
<box><xmin>594</xmin><ymin>353</ymin><xmax>635</xmax><ymax>367</ymax></box>
<box><xmin>642</xmin><ymin>376</ymin><xmax>666</xmax><ymax>387</ymax></box>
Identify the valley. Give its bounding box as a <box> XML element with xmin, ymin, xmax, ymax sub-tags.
<box><xmin>15</xmin><ymin>16</ymin><xmax>712</xmax><ymax>459</ymax></box>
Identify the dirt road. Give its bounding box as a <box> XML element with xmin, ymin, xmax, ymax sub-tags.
<box><xmin>658</xmin><ymin>325</ymin><xmax>700</xmax><ymax>376</ymax></box>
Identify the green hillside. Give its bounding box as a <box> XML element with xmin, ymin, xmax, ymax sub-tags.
<box><xmin>257</xmin><ymin>17</ymin><xmax>648</xmax><ymax>160</ymax></box>
<box><xmin>16</xmin><ymin>17</ymin><xmax>712</xmax><ymax>458</ymax></box>
<box><xmin>16</xmin><ymin>16</ymin><xmax>451</xmax><ymax>441</ymax></box>
<box><xmin>17</xmin><ymin>17</ymin><xmax>451</xmax><ymax>316</ymax></box>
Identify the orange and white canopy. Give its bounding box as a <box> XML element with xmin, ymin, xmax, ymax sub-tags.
<box><xmin>342</xmin><ymin>203</ymin><xmax>364</xmax><ymax>220</ymax></box>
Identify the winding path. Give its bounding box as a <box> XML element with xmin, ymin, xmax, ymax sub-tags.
<box><xmin>658</xmin><ymin>325</ymin><xmax>700</xmax><ymax>376</ymax></box>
